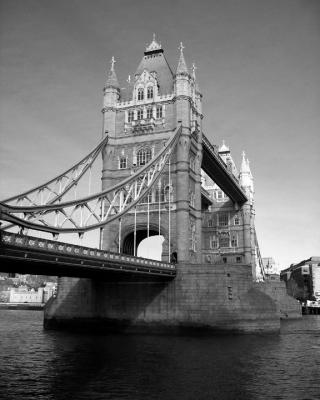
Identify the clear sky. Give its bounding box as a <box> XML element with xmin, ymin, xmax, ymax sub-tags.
<box><xmin>0</xmin><ymin>0</ymin><xmax>319</xmax><ymax>270</ymax></box>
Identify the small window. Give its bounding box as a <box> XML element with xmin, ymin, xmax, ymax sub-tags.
<box><xmin>236</xmin><ymin>256</ymin><xmax>242</xmax><ymax>263</ymax></box>
<box><xmin>217</xmin><ymin>190</ymin><xmax>224</xmax><ymax>200</ymax></box>
<box><xmin>146</xmin><ymin>108</ymin><xmax>153</xmax><ymax>119</ymax></box>
<box><xmin>119</xmin><ymin>156</ymin><xmax>127</xmax><ymax>169</ymax></box>
<box><xmin>137</xmin><ymin>109</ymin><xmax>143</xmax><ymax>120</ymax></box>
<box><xmin>231</xmin><ymin>234</ymin><xmax>238</xmax><ymax>247</ymax></box>
<box><xmin>208</xmin><ymin>219</ymin><xmax>213</xmax><ymax>227</ymax></box>
<box><xmin>137</xmin><ymin>88</ymin><xmax>144</xmax><ymax>101</ymax></box>
<box><xmin>234</xmin><ymin>215</ymin><xmax>240</xmax><ymax>225</ymax></box>
<box><xmin>223</xmin><ymin>257</ymin><xmax>227</xmax><ymax>264</ymax></box>
<box><xmin>147</xmin><ymin>86</ymin><xmax>154</xmax><ymax>99</ymax></box>
<box><xmin>128</xmin><ymin>111</ymin><xmax>134</xmax><ymax>122</ymax></box>
<box><xmin>156</xmin><ymin>105</ymin><xmax>163</xmax><ymax>119</ymax></box>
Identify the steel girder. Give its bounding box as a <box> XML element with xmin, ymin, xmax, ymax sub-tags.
<box><xmin>0</xmin><ymin>126</ymin><xmax>181</xmax><ymax>234</ymax></box>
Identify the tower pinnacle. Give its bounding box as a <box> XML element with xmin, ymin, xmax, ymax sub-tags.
<box><xmin>176</xmin><ymin>42</ymin><xmax>188</xmax><ymax>74</ymax></box>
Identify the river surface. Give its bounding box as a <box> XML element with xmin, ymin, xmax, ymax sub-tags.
<box><xmin>0</xmin><ymin>311</ymin><xmax>319</xmax><ymax>400</ymax></box>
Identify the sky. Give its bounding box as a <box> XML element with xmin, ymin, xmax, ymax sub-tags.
<box><xmin>0</xmin><ymin>0</ymin><xmax>319</xmax><ymax>270</ymax></box>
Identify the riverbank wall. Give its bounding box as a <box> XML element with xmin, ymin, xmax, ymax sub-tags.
<box><xmin>254</xmin><ymin>280</ymin><xmax>302</xmax><ymax>319</ymax></box>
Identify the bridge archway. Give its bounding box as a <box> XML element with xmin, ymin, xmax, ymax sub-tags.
<box><xmin>121</xmin><ymin>224</ymin><xmax>168</xmax><ymax>260</ymax></box>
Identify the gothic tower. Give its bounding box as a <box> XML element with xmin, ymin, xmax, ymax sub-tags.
<box><xmin>101</xmin><ymin>36</ymin><xmax>203</xmax><ymax>263</ymax></box>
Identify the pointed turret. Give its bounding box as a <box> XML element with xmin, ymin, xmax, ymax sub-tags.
<box><xmin>176</xmin><ymin>42</ymin><xmax>188</xmax><ymax>74</ymax></box>
<box><xmin>105</xmin><ymin>56</ymin><xmax>119</xmax><ymax>89</ymax></box>
<box><xmin>239</xmin><ymin>151</ymin><xmax>254</xmax><ymax>201</ymax></box>
<box><xmin>103</xmin><ymin>56</ymin><xmax>120</xmax><ymax>137</ymax></box>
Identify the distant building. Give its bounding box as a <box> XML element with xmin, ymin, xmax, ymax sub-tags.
<box><xmin>262</xmin><ymin>257</ymin><xmax>280</xmax><ymax>281</ymax></box>
<box><xmin>9</xmin><ymin>283</ymin><xmax>56</xmax><ymax>304</ymax></box>
<box><xmin>280</xmin><ymin>257</ymin><xmax>320</xmax><ymax>301</ymax></box>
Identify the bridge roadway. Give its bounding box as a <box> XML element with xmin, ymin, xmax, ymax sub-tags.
<box><xmin>0</xmin><ymin>231</ymin><xmax>176</xmax><ymax>281</ymax></box>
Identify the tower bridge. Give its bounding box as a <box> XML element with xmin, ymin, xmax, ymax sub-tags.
<box><xmin>0</xmin><ymin>36</ymin><xmax>301</xmax><ymax>333</ymax></box>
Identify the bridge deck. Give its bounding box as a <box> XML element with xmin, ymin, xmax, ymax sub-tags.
<box><xmin>0</xmin><ymin>232</ymin><xmax>176</xmax><ymax>281</ymax></box>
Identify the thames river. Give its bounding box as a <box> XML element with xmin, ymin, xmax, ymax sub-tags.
<box><xmin>0</xmin><ymin>311</ymin><xmax>319</xmax><ymax>400</ymax></box>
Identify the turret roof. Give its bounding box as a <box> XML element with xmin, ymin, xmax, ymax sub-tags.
<box><xmin>105</xmin><ymin>56</ymin><xmax>119</xmax><ymax>89</ymax></box>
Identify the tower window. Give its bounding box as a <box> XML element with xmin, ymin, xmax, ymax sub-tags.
<box><xmin>137</xmin><ymin>88</ymin><xmax>144</xmax><ymax>101</ymax></box>
<box><xmin>146</xmin><ymin>108</ymin><xmax>153</xmax><ymax>119</ymax></box>
<box><xmin>234</xmin><ymin>215</ymin><xmax>240</xmax><ymax>225</ymax></box>
<box><xmin>137</xmin><ymin>147</ymin><xmax>152</xmax><ymax>166</ymax></box>
<box><xmin>147</xmin><ymin>86</ymin><xmax>154</xmax><ymax>99</ymax></box>
<box><xmin>156</xmin><ymin>105</ymin><xmax>163</xmax><ymax>119</ymax></box>
<box><xmin>219</xmin><ymin>213</ymin><xmax>229</xmax><ymax>227</ymax></box>
<box><xmin>119</xmin><ymin>156</ymin><xmax>127</xmax><ymax>169</ymax></box>
<box><xmin>137</xmin><ymin>109</ymin><xmax>143</xmax><ymax>120</ymax></box>
<box><xmin>219</xmin><ymin>233</ymin><xmax>230</xmax><ymax>248</ymax></box>
<box><xmin>128</xmin><ymin>111</ymin><xmax>134</xmax><ymax>122</ymax></box>
<box><xmin>217</xmin><ymin>190</ymin><xmax>224</xmax><ymax>200</ymax></box>
<box><xmin>209</xmin><ymin>235</ymin><xmax>218</xmax><ymax>249</ymax></box>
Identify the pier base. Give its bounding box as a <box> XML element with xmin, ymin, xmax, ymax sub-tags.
<box><xmin>44</xmin><ymin>263</ymin><xmax>280</xmax><ymax>334</ymax></box>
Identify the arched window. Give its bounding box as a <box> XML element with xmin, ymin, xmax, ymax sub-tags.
<box><xmin>137</xmin><ymin>88</ymin><xmax>144</xmax><ymax>101</ymax></box>
<box><xmin>137</xmin><ymin>109</ymin><xmax>143</xmax><ymax>120</ymax></box>
<box><xmin>156</xmin><ymin>105</ymin><xmax>163</xmax><ymax>118</ymax></box>
<box><xmin>137</xmin><ymin>147</ymin><xmax>152</xmax><ymax>166</ymax></box>
<box><xmin>147</xmin><ymin>86</ymin><xmax>154</xmax><ymax>99</ymax></box>
<box><xmin>146</xmin><ymin>108</ymin><xmax>153</xmax><ymax>119</ymax></box>
<box><xmin>128</xmin><ymin>111</ymin><xmax>134</xmax><ymax>122</ymax></box>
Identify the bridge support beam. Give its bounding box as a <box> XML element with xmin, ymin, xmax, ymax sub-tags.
<box><xmin>44</xmin><ymin>263</ymin><xmax>280</xmax><ymax>334</ymax></box>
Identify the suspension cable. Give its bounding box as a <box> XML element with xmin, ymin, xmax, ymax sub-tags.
<box><xmin>168</xmin><ymin>158</ymin><xmax>171</xmax><ymax>263</ymax></box>
<box><xmin>158</xmin><ymin>179</ymin><xmax>161</xmax><ymax>236</ymax></box>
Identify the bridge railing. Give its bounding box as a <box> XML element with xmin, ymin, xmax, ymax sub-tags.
<box><xmin>0</xmin><ymin>231</ymin><xmax>175</xmax><ymax>271</ymax></box>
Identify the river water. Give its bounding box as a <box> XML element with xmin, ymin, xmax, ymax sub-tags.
<box><xmin>0</xmin><ymin>311</ymin><xmax>319</xmax><ymax>400</ymax></box>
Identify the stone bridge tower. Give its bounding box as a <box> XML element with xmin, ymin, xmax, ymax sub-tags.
<box><xmin>101</xmin><ymin>36</ymin><xmax>203</xmax><ymax>263</ymax></box>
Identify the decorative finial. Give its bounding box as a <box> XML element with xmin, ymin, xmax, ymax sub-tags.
<box><xmin>242</xmin><ymin>151</ymin><xmax>246</xmax><ymax>159</ymax></box>
<box><xmin>179</xmin><ymin>42</ymin><xmax>185</xmax><ymax>54</ymax></box>
<box><xmin>153</xmin><ymin>32</ymin><xmax>156</xmax><ymax>42</ymax></box>
<box><xmin>110</xmin><ymin>56</ymin><xmax>116</xmax><ymax>72</ymax></box>
<box><xmin>127</xmin><ymin>75</ymin><xmax>131</xmax><ymax>84</ymax></box>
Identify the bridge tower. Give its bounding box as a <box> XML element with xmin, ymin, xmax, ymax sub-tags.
<box><xmin>101</xmin><ymin>36</ymin><xmax>203</xmax><ymax>263</ymax></box>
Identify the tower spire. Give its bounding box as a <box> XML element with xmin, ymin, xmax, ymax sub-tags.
<box><xmin>105</xmin><ymin>56</ymin><xmax>119</xmax><ymax>89</ymax></box>
<box><xmin>176</xmin><ymin>42</ymin><xmax>188</xmax><ymax>74</ymax></box>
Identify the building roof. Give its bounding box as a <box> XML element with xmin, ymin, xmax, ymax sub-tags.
<box><xmin>134</xmin><ymin>37</ymin><xmax>174</xmax><ymax>96</ymax></box>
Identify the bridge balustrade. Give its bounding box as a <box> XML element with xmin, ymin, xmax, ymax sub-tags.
<box><xmin>1</xmin><ymin>231</ymin><xmax>175</xmax><ymax>272</ymax></box>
